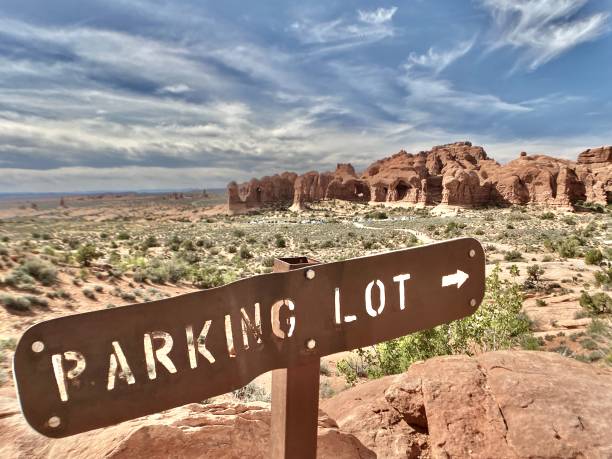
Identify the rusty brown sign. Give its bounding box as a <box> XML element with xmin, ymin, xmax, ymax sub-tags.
<box><xmin>13</xmin><ymin>237</ymin><xmax>485</xmax><ymax>438</ymax></box>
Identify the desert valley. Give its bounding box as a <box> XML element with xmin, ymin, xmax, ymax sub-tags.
<box><xmin>0</xmin><ymin>142</ymin><xmax>611</xmax><ymax>458</ymax></box>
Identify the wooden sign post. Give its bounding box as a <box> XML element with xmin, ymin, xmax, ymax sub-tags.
<box><xmin>270</xmin><ymin>257</ymin><xmax>321</xmax><ymax>459</ymax></box>
<box><xmin>12</xmin><ymin>238</ymin><xmax>486</xmax><ymax>457</ymax></box>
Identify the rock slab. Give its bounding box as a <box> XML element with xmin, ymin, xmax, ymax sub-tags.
<box><xmin>322</xmin><ymin>351</ymin><xmax>612</xmax><ymax>459</ymax></box>
<box><xmin>0</xmin><ymin>393</ymin><xmax>373</xmax><ymax>459</ymax></box>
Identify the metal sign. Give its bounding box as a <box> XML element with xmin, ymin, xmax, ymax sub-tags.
<box><xmin>13</xmin><ymin>237</ymin><xmax>485</xmax><ymax>438</ymax></box>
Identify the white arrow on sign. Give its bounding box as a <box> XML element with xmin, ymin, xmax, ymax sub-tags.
<box><xmin>442</xmin><ymin>269</ymin><xmax>469</xmax><ymax>288</ymax></box>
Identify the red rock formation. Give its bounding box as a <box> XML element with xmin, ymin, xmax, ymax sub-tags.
<box><xmin>227</xmin><ymin>172</ymin><xmax>297</xmax><ymax>211</ymax></box>
<box><xmin>227</xmin><ymin>142</ymin><xmax>611</xmax><ymax>210</ymax></box>
<box><xmin>322</xmin><ymin>351</ymin><xmax>612</xmax><ymax>459</ymax></box>
<box><xmin>0</xmin><ymin>391</ymin><xmax>373</xmax><ymax>458</ymax></box>
<box><xmin>576</xmin><ymin>146</ymin><xmax>612</xmax><ymax>205</ymax></box>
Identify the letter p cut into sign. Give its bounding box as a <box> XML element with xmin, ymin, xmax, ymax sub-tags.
<box><xmin>12</xmin><ymin>238</ymin><xmax>485</xmax><ymax>439</ymax></box>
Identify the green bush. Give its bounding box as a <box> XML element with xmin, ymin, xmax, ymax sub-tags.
<box><xmin>76</xmin><ymin>244</ymin><xmax>101</xmax><ymax>267</ymax></box>
<box><xmin>192</xmin><ymin>267</ymin><xmax>236</xmax><ymax>289</ymax></box>
<box><xmin>262</xmin><ymin>256</ymin><xmax>275</xmax><ymax>268</ymax></box>
<box><xmin>4</xmin><ymin>269</ymin><xmax>36</xmax><ymax>289</ymax></box>
<box><xmin>367</xmin><ymin>211</ymin><xmax>388</xmax><ymax>220</ymax></box>
<box><xmin>584</xmin><ymin>249</ymin><xmax>603</xmax><ymax>265</ymax></box>
<box><xmin>556</xmin><ymin>237</ymin><xmax>581</xmax><ymax>258</ymax></box>
<box><xmin>25</xmin><ymin>295</ymin><xmax>49</xmax><ymax>308</ymax></box>
<box><xmin>524</xmin><ymin>264</ymin><xmax>544</xmax><ymax>290</ymax></box>
<box><xmin>20</xmin><ymin>258</ymin><xmax>58</xmax><ymax>286</ymax></box>
<box><xmin>1</xmin><ymin>294</ymin><xmax>31</xmax><ymax>311</ymax></box>
<box><xmin>520</xmin><ymin>335</ymin><xmax>541</xmax><ymax>350</ymax></box>
<box><xmin>594</xmin><ymin>267</ymin><xmax>612</xmax><ymax>289</ymax></box>
<box><xmin>504</xmin><ymin>250</ymin><xmax>523</xmax><ymax>262</ymax></box>
<box><xmin>579</xmin><ymin>292</ymin><xmax>611</xmax><ymax>315</ymax></box>
<box><xmin>338</xmin><ymin>265</ymin><xmax>530</xmax><ymax>380</ymax></box>
<box><xmin>142</xmin><ymin>235</ymin><xmax>159</xmax><ymax>250</ymax></box>
<box><xmin>239</xmin><ymin>245</ymin><xmax>253</xmax><ymax>259</ymax></box>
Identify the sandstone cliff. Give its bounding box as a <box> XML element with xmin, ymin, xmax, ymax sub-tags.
<box><xmin>227</xmin><ymin>142</ymin><xmax>611</xmax><ymax>211</ymax></box>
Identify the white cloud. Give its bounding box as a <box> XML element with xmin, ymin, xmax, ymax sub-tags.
<box><xmin>406</xmin><ymin>39</ymin><xmax>474</xmax><ymax>74</ymax></box>
<box><xmin>159</xmin><ymin>84</ymin><xmax>191</xmax><ymax>94</ymax></box>
<box><xmin>400</xmin><ymin>73</ymin><xmax>531</xmax><ymax>114</ymax></box>
<box><xmin>290</xmin><ymin>8</ymin><xmax>398</xmax><ymax>51</ymax></box>
<box><xmin>400</xmin><ymin>42</ymin><xmax>529</xmax><ymax>115</ymax></box>
<box><xmin>358</xmin><ymin>7</ymin><xmax>398</xmax><ymax>25</ymax></box>
<box><xmin>480</xmin><ymin>0</ymin><xmax>609</xmax><ymax>70</ymax></box>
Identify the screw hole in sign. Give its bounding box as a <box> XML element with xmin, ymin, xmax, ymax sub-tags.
<box><xmin>32</xmin><ymin>341</ymin><xmax>45</xmax><ymax>353</ymax></box>
<box><xmin>48</xmin><ymin>416</ymin><xmax>61</xmax><ymax>428</ymax></box>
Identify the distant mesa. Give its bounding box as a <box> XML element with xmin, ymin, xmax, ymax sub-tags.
<box><xmin>227</xmin><ymin>142</ymin><xmax>611</xmax><ymax>212</ymax></box>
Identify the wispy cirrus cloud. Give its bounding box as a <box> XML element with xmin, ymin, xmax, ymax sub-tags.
<box><xmin>406</xmin><ymin>39</ymin><xmax>475</xmax><ymax>74</ymax></box>
<box><xmin>401</xmin><ymin>42</ymin><xmax>530</xmax><ymax>116</ymax></box>
<box><xmin>480</xmin><ymin>0</ymin><xmax>609</xmax><ymax>70</ymax></box>
<box><xmin>357</xmin><ymin>7</ymin><xmax>398</xmax><ymax>25</ymax></box>
<box><xmin>290</xmin><ymin>6</ymin><xmax>398</xmax><ymax>52</ymax></box>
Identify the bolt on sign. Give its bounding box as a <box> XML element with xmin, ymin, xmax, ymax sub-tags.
<box><xmin>13</xmin><ymin>237</ymin><xmax>485</xmax><ymax>438</ymax></box>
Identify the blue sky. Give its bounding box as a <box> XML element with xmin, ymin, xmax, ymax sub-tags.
<box><xmin>0</xmin><ymin>0</ymin><xmax>611</xmax><ymax>192</ymax></box>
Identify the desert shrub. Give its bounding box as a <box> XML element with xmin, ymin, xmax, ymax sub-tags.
<box><xmin>588</xmin><ymin>319</ymin><xmax>609</xmax><ymax>336</ymax></box>
<box><xmin>4</xmin><ymin>269</ymin><xmax>36</xmax><ymax>289</ymax></box>
<box><xmin>142</xmin><ymin>235</ymin><xmax>159</xmax><ymax>250</ymax></box>
<box><xmin>367</xmin><ymin>211</ymin><xmax>388</xmax><ymax>220</ymax></box>
<box><xmin>580</xmin><ymin>338</ymin><xmax>598</xmax><ymax>350</ymax></box>
<box><xmin>579</xmin><ymin>292</ymin><xmax>611</xmax><ymax>315</ymax></box>
<box><xmin>82</xmin><ymin>288</ymin><xmax>96</xmax><ymax>299</ymax></box>
<box><xmin>0</xmin><ymin>245</ymin><xmax>8</xmax><ymax>256</ymax></box>
<box><xmin>336</xmin><ymin>354</ymin><xmax>370</xmax><ymax>386</ymax></box>
<box><xmin>262</xmin><ymin>256</ymin><xmax>275</xmax><ymax>268</ymax></box>
<box><xmin>191</xmin><ymin>267</ymin><xmax>235</xmax><ymax>289</ymax></box>
<box><xmin>444</xmin><ymin>221</ymin><xmax>465</xmax><ymax>237</ymax></box>
<box><xmin>520</xmin><ymin>335</ymin><xmax>541</xmax><ymax>350</ymax></box>
<box><xmin>504</xmin><ymin>250</ymin><xmax>523</xmax><ymax>262</ymax></box>
<box><xmin>338</xmin><ymin>265</ymin><xmax>530</xmax><ymax>380</ymax></box>
<box><xmin>227</xmin><ymin>245</ymin><xmax>237</xmax><ymax>254</ymax></box>
<box><xmin>20</xmin><ymin>257</ymin><xmax>58</xmax><ymax>286</ymax></box>
<box><xmin>562</xmin><ymin>216</ymin><xmax>576</xmax><ymax>226</ymax></box>
<box><xmin>584</xmin><ymin>249</ymin><xmax>603</xmax><ymax>265</ymax></box>
<box><xmin>25</xmin><ymin>295</ymin><xmax>48</xmax><ymax>308</ymax></box>
<box><xmin>0</xmin><ymin>337</ymin><xmax>17</xmax><ymax>351</ymax></box>
<box><xmin>536</xmin><ymin>298</ymin><xmax>546</xmax><ymax>307</ymax></box>
<box><xmin>181</xmin><ymin>240</ymin><xmax>195</xmax><ymax>251</ymax></box>
<box><xmin>239</xmin><ymin>245</ymin><xmax>253</xmax><ymax>259</ymax></box>
<box><xmin>1</xmin><ymin>294</ymin><xmax>31</xmax><ymax>311</ymax></box>
<box><xmin>594</xmin><ymin>267</ymin><xmax>612</xmax><ymax>289</ymax></box>
<box><xmin>232</xmin><ymin>229</ymin><xmax>246</xmax><ymax>238</ymax></box>
<box><xmin>523</xmin><ymin>264</ymin><xmax>544</xmax><ymax>290</ymax></box>
<box><xmin>76</xmin><ymin>244</ymin><xmax>101</xmax><ymax>267</ymax></box>
<box><xmin>121</xmin><ymin>291</ymin><xmax>137</xmax><ymax>302</ymax></box>
<box><xmin>540</xmin><ymin>212</ymin><xmax>555</xmax><ymax>220</ymax></box>
<box><xmin>232</xmin><ymin>383</ymin><xmax>270</xmax><ymax>402</ymax></box>
<box><xmin>275</xmin><ymin>236</ymin><xmax>286</xmax><ymax>248</ymax></box>
<box><xmin>117</xmin><ymin>232</ymin><xmax>130</xmax><ymax>240</ymax></box>
<box><xmin>556</xmin><ymin>237</ymin><xmax>582</xmax><ymax>258</ymax></box>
